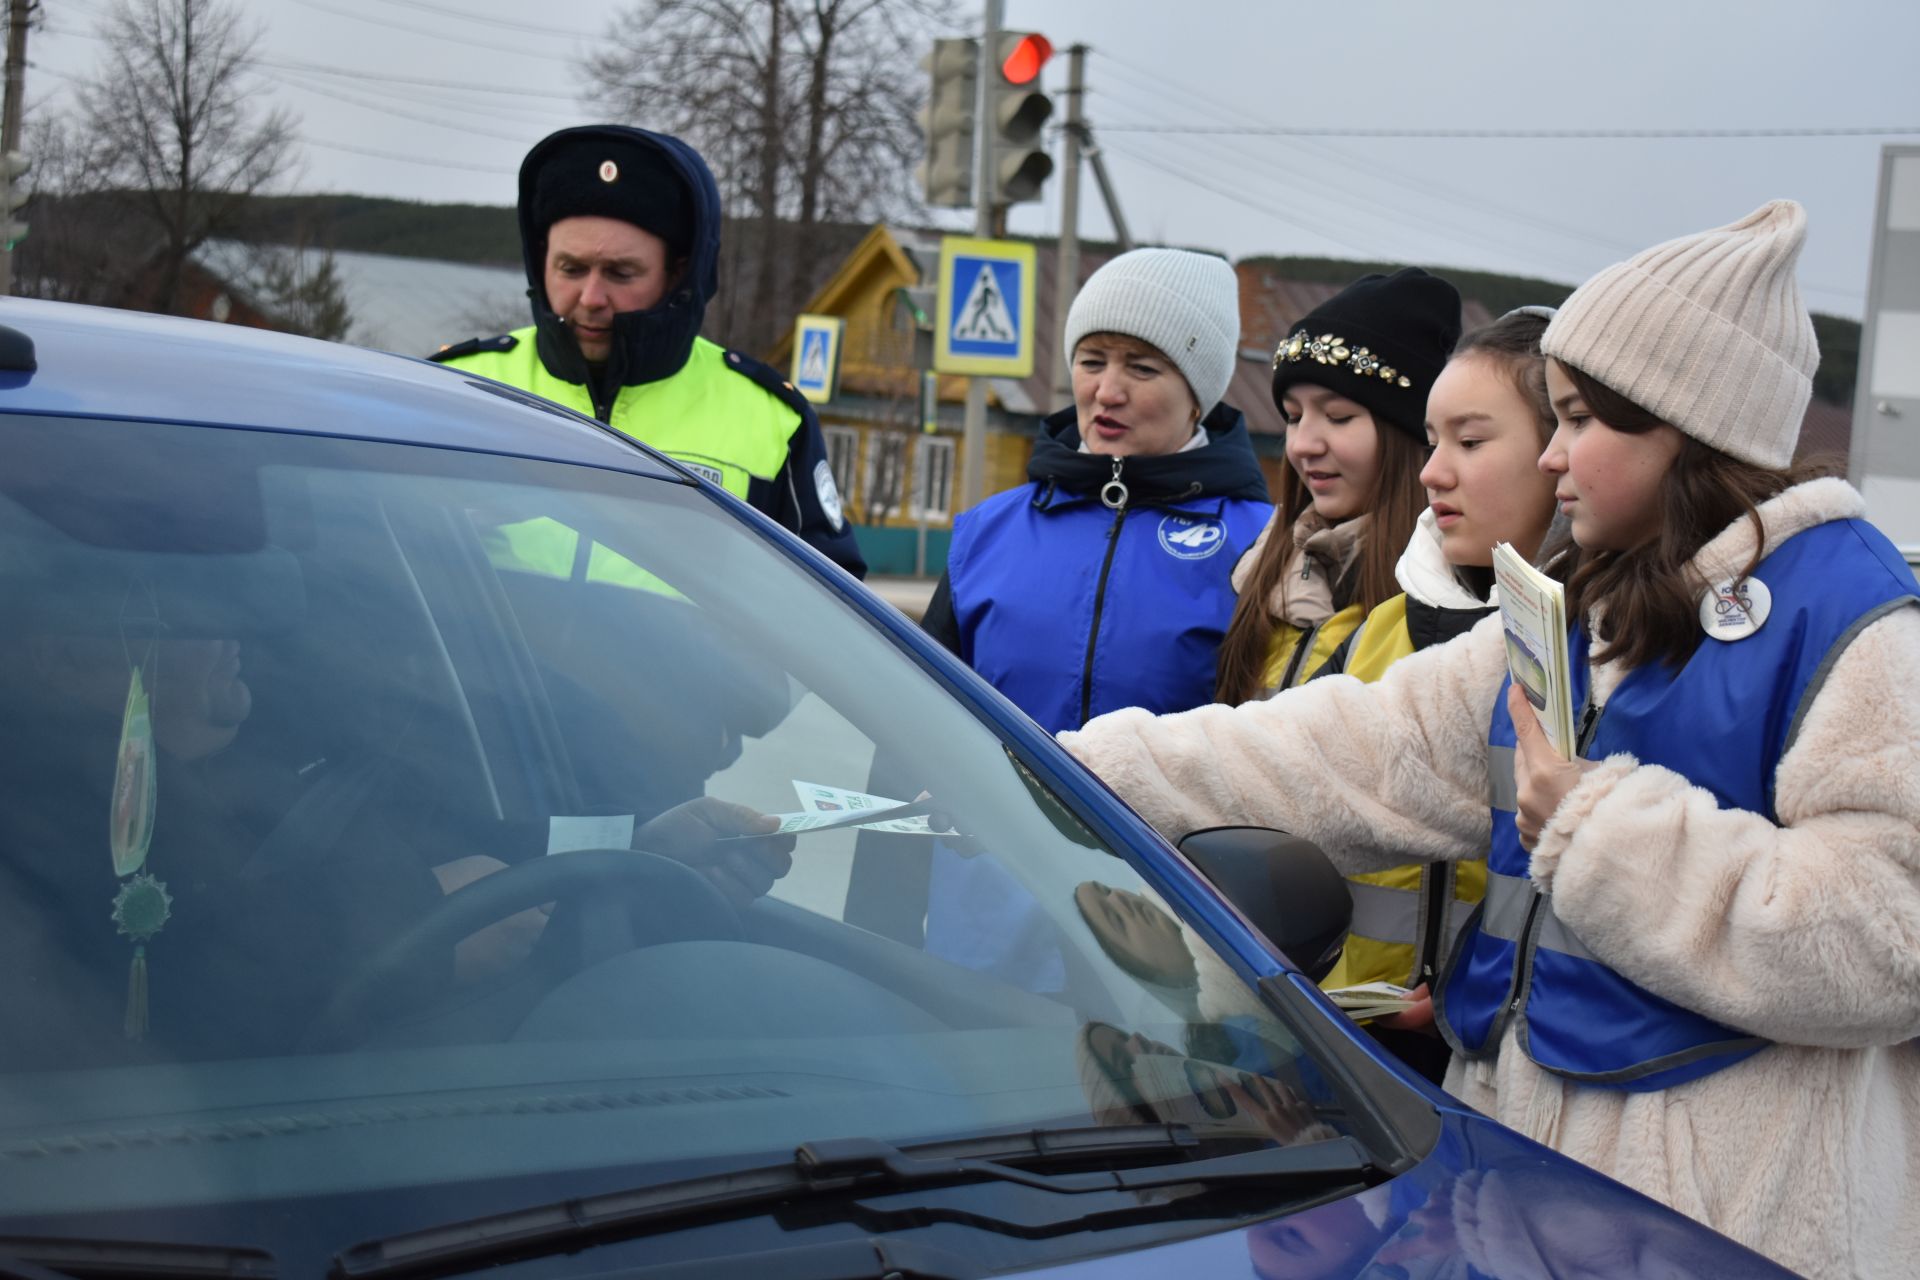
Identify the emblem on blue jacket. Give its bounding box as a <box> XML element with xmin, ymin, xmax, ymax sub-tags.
<box><xmin>1158</xmin><ymin>514</ymin><xmax>1226</xmax><ymax>560</ymax></box>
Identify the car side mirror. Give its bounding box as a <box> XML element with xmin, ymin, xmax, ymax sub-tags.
<box><xmin>1176</xmin><ymin>826</ymin><xmax>1351</xmax><ymax>982</ymax></box>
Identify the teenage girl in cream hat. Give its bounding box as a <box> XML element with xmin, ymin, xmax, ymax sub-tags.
<box><xmin>1063</xmin><ymin>201</ymin><xmax>1920</xmax><ymax>1280</ymax></box>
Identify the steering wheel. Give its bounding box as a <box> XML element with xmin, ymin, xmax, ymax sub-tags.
<box><xmin>302</xmin><ymin>848</ymin><xmax>741</xmax><ymax>1051</ymax></box>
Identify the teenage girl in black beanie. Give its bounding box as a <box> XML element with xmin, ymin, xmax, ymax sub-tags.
<box><xmin>1213</xmin><ymin>268</ymin><xmax>1461</xmax><ymax>705</ymax></box>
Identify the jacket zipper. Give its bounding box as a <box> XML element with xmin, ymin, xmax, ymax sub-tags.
<box><xmin>1079</xmin><ymin>459</ymin><xmax>1130</xmax><ymax>727</ymax></box>
<box><xmin>1272</xmin><ymin>554</ymin><xmax>1326</xmax><ymax>691</ymax></box>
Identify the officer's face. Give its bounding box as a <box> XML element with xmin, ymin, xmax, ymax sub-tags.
<box><xmin>543</xmin><ymin>217</ymin><xmax>675</xmax><ymax>364</ymax></box>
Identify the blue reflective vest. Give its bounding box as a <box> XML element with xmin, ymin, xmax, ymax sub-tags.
<box><xmin>1436</xmin><ymin>518</ymin><xmax>1919</xmax><ymax>1091</ymax></box>
<box><xmin>948</xmin><ymin>482</ymin><xmax>1272</xmax><ymax>736</ymax></box>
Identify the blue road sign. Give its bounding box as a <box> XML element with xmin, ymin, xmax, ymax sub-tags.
<box><xmin>789</xmin><ymin>314</ymin><xmax>844</xmax><ymax>404</ymax></box>
<box><xmin>934</xmin><ymin>237</ymin><xmax>1036</xmax><ymax>376</ymax></box>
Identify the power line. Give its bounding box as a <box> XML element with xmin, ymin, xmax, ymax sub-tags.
<box><xmin>1097</xmin><ymin>135</ymin><xmax>1379</xmax><ymax>259</ymax></box>
<box><xmin>1101</xmin><ymin>123</ymin><xmax>1920</xmax><ymax>140</ymax></box>
<box><xmin>1084</xmin><ymin>51</ymin><xmax>1864</xmax><ymax>299</ymax></box>
<box><xmin>368</xmin><ymin>0</ymin><xmax>600</xmax><ymax>40</ymax></box>
<box><xmin>306</xmin><ymin>137</ymin><xmax>516</xmax><ymax>173</ymax></box>
<box><xmin>268</xmin><ymin>63</ymin><xmax>579</xmax><ymax>130</ymax></box>
<box><xmin>1085</xmin><ymin>52</ymin><xmax>1627</xmax><ymax>272</ymax></box>
<box><xmin>253</xmin><ymin>56</ymin><xmax>580</xmax><ymax>102</ymax></box>
<box><xmin>283</xmin><ymin>0</ymin><xmax>583</xmax><ymax>66</ymax></box>
<box><xmin>1083</xmin><ymin>74</ymin><xmax>1605</xmax><ymax>283</ymax></box>
<box><xmin>271</xmin><ymin>66</ymin><xmax>547</xmax><ymax>143</ymax></box>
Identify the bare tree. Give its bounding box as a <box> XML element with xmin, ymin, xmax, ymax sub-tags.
<box><xmin>12</xmin><ymin>113</ymin><xmax>131</xmax><ymax>305</ymax></box>
<box><xmin>234</xmin><ymin>237</ymin><xmax>354</xmax><ymax>343</ymax></box>
<box><xmin>78</xmin><ymin>0</ymin><xmax>297</xmax><ymax>316</ymax></box>
<box><xmin>583</xmin><ymin>0</ymin><xmax>951</xmax><ymax>347</ymax></box>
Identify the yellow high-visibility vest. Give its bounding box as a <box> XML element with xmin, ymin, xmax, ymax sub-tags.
<box><xmin>1315</xmin><ymin>592</ymin><xmax>1488</xmax><ymax>991</ymax></box>
<box><xmin>1258</xmin><ymin>604</ymin><xmax>1365</xmax><ymax>694</ymax></box>
<box><xmin>439</xmin><ymin>329</ymin><xmax>800</xmax><ymax>503</ymax></box>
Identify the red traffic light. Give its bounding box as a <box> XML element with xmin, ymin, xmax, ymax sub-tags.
<box><xmin>1000</xmin><ymin>33</ymin><xmax>1052</xmax><ymax>86</ymax></box>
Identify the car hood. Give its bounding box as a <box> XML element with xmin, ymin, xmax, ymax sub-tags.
<box><xmin>1024</xmin><ymin>1109</ymin><xmax>1799</xmax><ymax>1280</ymax></box>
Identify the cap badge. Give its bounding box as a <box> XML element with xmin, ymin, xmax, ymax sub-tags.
<box><xmin>598</xmin><ymin>159</ymin><xmax>618</xmax><ymax>183</ymax></box>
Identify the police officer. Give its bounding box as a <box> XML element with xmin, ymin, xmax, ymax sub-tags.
<box><xmin>431</xmin><ymin>124</ymin><xmax>865</xmax><ymax>578</ymax></box>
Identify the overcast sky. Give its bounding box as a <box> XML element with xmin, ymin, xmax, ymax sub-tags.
<box><xmin>30</xmin><ymin>0</ymin><xmax>1920</xmax><ymax>318</ymax></box>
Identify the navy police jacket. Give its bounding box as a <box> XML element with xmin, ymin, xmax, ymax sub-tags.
<box><xmin>1437</xmin><ymin>517</ymin><xmax>1920</xmax><ymax>1091</ymax></box>
<box><xmin>924</xmin><ymin>405</ymin><xmax>1272</xmax><ymax>734</ymax></box>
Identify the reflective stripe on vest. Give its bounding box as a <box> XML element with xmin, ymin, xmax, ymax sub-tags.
<box><xmin>1317</xmin><ymin>592</ymin><xmax>1488</xmax><ymax>992</ymax></box>
<box><xmin>442</xmin><ymin>330</ymin><xmax>799</xmax><ymax>502</ymax></box>
<box><xmin>1437</xmin><ymin>518</ymin><xmax>1920</xmax><ymax>1091</ymax></box>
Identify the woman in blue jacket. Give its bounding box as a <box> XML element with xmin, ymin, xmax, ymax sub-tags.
<box><xmin>919</xmin><ymin>248</ymin><xmax>1272</xmax><ymax>987</ymax></box>
<box><xmin>923</xmin><ymin>248</ymin><xmax>1272</xmax><ymax>729</ymax></box>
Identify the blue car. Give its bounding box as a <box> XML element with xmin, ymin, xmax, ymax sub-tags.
<box><xmin>0</xmin><ymin>300</ymin><xmax>1795</xmax><ymax>1279</ymax></box>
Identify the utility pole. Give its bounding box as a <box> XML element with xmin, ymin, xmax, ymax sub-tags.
<box><xmin>0</xmin><ymin>0</ymin><xmax>28</xmax><ymax>297</ymax></box>
<box><xmin>959</xmin><ymin>0</ymin><xmax>1002</xmax><ymax>511</ymax></box>
<box><xmin>1051</xmin><ymin>44</ymin><xmax>1087</xmax><ymax>407</ymax></box>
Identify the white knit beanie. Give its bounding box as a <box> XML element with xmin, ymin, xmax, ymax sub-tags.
<box><xmin>1063</xmin><ymin>248</ymin><xmax>1241</xmax><ymax>412</ymax></box>
<box><xmin>1540</xmin><ymin>199</ymin><xmax>1818</xmax><ymax>469</ymax></box>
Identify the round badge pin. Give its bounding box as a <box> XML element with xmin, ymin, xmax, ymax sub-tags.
<box><xmin>1699</xmin><ymin>575</ymin><xmax>1772</xmax><ymax>641</ymax></box>
<box><xmin>598</xmin><ymin>160</ymin><xmax>619</xmax><ymax>183</ymax></box>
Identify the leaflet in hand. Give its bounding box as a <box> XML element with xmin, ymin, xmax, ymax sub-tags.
<box><xmin>1323</xmin><ymin>981</ymin><xmax>1417</xmax><ymax>1021</ymax></box>
<box><xmin>1491</xmin><ymin>541</ymin><xmax>1577</xmax><ymax>758</ymax></box>
<box><xmin>740</xmin><ymin>782</ymin><xmax>939</xmax><ymax>838</ymax></box>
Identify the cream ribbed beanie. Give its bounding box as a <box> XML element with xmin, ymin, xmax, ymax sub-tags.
<box><xmin>1064</xmin><ymin>248</ymin><xmax>1241</xmax><ymax>412</ymax></box>
<box><xmin>1540</xmin><ymin>199</ymin><xmax>1818</xmax><ymax>469</ymax></box>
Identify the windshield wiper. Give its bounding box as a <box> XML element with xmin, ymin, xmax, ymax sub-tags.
<box><xmin>334</xmin><ymin>1123</ymin><xmax>1385</xmax><ymax>1279</ymax></box>
<box><xmin>0</xmin><ymin>1236</ymin><xmax>276</xmax><ymax>1279</ymax></box>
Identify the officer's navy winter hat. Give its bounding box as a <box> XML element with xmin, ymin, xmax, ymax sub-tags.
<box><xmin>1542</xmin><ymin>199</ymin><xmax>1817</xmax><ymax>469</ymax></box>
<box><xmin>1271</xmin><ymin>267</ymin><xmax>1462</xmax><ymax>441</ymax></box>
<box><xmin>1064</xmin><ymin>248</ymin><xmax>1241</xmax><ymax>412</ymax></box>
<box><xmin>528</xmin><ymin>130</ymin><xmax>695</xmax><ymax>259</ymax></box>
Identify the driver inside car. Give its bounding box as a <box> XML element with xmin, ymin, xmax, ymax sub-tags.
<box><xmin>0</xmin><ymin>618</ymin><xmax>795</xmax><ymax>1068</ymax></box>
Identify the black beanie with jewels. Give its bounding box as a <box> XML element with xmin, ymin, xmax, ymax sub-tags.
<box><xmin>1270</xmin><ymin>267</ymin><xmax>1462</xmax><ymax>440</ymax></box>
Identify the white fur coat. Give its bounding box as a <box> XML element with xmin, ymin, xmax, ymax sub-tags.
<box><xmin>1062</xmin><ymin>479</ymin><xmax>1920</xmax><ymax>1280</ymax></box>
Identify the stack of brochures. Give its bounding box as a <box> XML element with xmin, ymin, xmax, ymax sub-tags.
<box><xmin>1491</xmin><ymin>542</ymin><xmax>1577</xmax><ymax>757</ymax></box>
<box><xmin>1323</xmin><ymin>982</ymin><xmax>1417</xmax><ymax>1021</ymax></box>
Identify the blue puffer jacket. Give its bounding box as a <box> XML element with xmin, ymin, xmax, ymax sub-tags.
<box><xmin>926</xmin><ymin>404</ymin><xmax>1273</xmax><ymax>735</ymax></box>
<box><xmin>918</xmin><ymin>405</ymin><xmax>1272</xmax><ymax>991</ymax></box>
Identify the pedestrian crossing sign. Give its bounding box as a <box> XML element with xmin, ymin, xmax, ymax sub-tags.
<box><xmin>789</xmin><ymin>313</ymin><xmax>844</xmax><ymax>404</ymax></box>
<box><xmin>935</xmin><ymin>236</ymin><xmax>1037</xmax><ymax>377</ymax></box>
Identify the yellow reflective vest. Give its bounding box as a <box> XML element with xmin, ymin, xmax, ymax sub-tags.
<box><xmin>1317</xmin><ymin>593</ymin><xmax>1489</xmax><ymax>992</ymax></box>
<box><xmin>437</xmin><ymin>329</ymin><xmax>801</xmax><ymax>503</ymax></box>
<box><xmin>1259</xmin><ymin>605</ymin><xmax>1366</xmax><ymax>693</ymax></box>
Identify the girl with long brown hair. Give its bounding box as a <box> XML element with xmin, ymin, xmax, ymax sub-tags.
<box><xmin>1215</xmin><ymin>268</ymin><xmax>1460</xmax><ymax>705</ymax></box>
<box><xmin>1063</xmin><ymin>201</ymin><xmax>1920</xmax><ymax>1280</ymax></box>
<box><xmin>1315</xmin><ymin>306</ymin><xmax>1561</xmax><ymax>1084</ymax></box>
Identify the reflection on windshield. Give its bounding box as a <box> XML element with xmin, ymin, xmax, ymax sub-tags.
<box><xmin>0</xmin><ymin>415</ymin><xmax>1378</xmax><ymax>1250</ymax></box>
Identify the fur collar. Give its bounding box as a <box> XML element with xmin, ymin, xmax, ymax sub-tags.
<box><xmin>1690</xmin><ymin>476</ymin><xmax>1865</xmax><ymax>586</ymax></box>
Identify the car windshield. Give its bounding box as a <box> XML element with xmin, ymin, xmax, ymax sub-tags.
<box><xmin>0</xmin><ymin>414</ymin><xmax>1391</xmax><ymax>1252</ymax></box>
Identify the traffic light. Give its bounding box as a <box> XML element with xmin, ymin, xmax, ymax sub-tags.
<box><xmin>0</xmin><ymin>152</ymin><xmax>27</xmax><ymax>250</ymax></box>
<box><xmin>917</xmin><ymin>37</ymin><xmax>977</xmax><ymax>209</ymax></box>
<box><xmin>986</xmin><ymin>32</ymin><xmax>1054</xmax><ymax>206</ymax></box>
